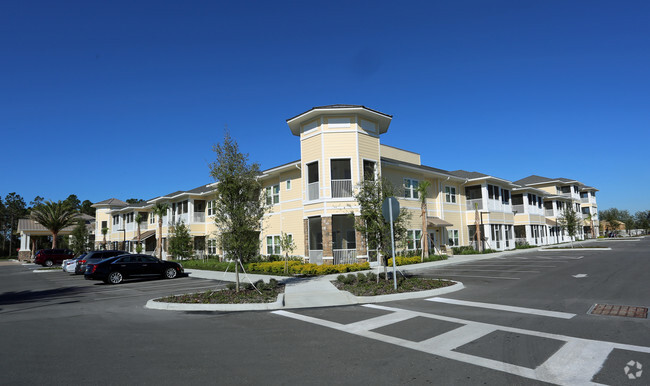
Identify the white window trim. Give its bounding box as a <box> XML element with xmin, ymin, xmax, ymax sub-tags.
<box><xmin>403</xmin><ymin>178</ymin><xmax>419</xmax><ymax>199</ymax></box>
<box><xmin>445</xmin><ymin>186</ymin><xmax>457</xmax><ymax>203</ymax></box>
<box><xmin>406</xmin><ymin>229</ymin><xmax>422</xmax><ymax>250</ymax></box>
<box><xmin>266</xmin><ymin>234</ymin><xmax>282</xmax><ymax>255</ymax></box>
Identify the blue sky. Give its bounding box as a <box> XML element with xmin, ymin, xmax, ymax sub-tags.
<box><xmin>1</xmin><ymin>1</ymin><xmax>648</xmax><ymax>213</ymax></box>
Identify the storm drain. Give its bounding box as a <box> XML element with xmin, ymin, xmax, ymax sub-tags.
<box><xmin>589</xmin><ymin>304</ymin><xmax>648</xmax><ymax>318</ymax></box>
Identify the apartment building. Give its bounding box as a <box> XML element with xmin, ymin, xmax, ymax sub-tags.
<box><xmin>87</xmin><ymin>105</ymin><xmax>599</xmax><ymax>262</ymax></box>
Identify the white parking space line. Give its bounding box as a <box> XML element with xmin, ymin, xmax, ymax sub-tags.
<box><xmin>426</xmin><ymin>297</ymin><xmax>576</xmax><ymax>319</ymax></box>
<box><xmin>426</xmin><ymin>274</ymin><xmax>520</xmax><ymax>280</ymax></box>
<box><xmin>452</xmin><ymin>264</ymin><xmax>557</xmax><ymax>268</ymax></box>
<box><xmin>428</xmin><ymin>269</ymin><xmax>539</xmax><ymax>273</ymax></box>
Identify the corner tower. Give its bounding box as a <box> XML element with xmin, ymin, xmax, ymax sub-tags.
<box><xmin>286</xmin><ymin>105</ymin><xmax>392</xmax><ymax>264</ymax></box>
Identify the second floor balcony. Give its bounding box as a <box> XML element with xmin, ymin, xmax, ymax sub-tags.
<box><xmin>331</xmin><ymin>179</ymin><xmax>353</xmax><ymax>198</ymax></box>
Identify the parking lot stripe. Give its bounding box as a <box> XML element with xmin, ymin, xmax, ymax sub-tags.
<box><xmin>426</xmin><ymin>274</ymin><xmax>520</xmax><ymax>280</ymax></box>
<box><xmin>428</xmin><ymin>269</ymin><xmax>540</xmax><ymax>273</ymax></box>
<box><xmin>454</xmin><ymin>264</ymin><xmax>557</xmax><ymax>268</ymax></box>
<box><xmin>426</xmin><ymin>297</ymin><xmax>576</xmax><ymax>319</ymax></box>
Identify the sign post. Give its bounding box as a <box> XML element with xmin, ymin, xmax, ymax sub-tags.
<box><xmin>382</xmin><ymin>197</ymin><xmax>399</xmax><ymax>290</ymax></box>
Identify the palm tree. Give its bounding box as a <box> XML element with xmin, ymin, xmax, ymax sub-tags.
<box><xmin>134</xmin><ymin>213</ymin><xmax>143</xmax><ymax>247</ymax></box>
<box><xmin>415</xmin><ymin>180</ymin><xmax>431</xmax><ymax>261</ymax></box>
<box><xmin>31</xmin><ymin>201</ymin><xmax>77</xmax><ymax>249</ymax></box>
<box><xmin>151</xmin><ymin>202</ymin><xmax>169</xmax><ymax>260</ymax></box>
<box><xmin>101</xmin><ymin>227</ymin><xmax>108</xmax><ymax>250</ymax></box>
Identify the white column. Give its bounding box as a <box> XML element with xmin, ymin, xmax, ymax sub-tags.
<box><xmin>20</xmin><ymin>233</ymin><xmax>30</xmax><ymax>250</ymax></box>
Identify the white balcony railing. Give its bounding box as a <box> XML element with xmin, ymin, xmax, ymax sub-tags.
<box><xmin>544</xmin><ymin>209</ymin><xmax>554</xmax><ymax>216</ymax></box>
<box><xmin>333</xmin><ymin>249</ymin><xmax>357</xmax><ymax>265</ymax></box>
<box><xmin>193</xmin><ymin>212</ymin><xmax>205</xmax><ymax>223</ymax></box>
<box><xmin>331</xmin><ymin>179</ymin><xmax>353</xmax><ymax>198</ymax></box>
<box><xmin>512</xmin><ymin>204</ymin><xmax>524</xmax><ymax>214</ymax></box>
<box><xmin>309</xmin><ymin>250</ymin><xmax>323</xmax><ymax>265</ymax></box>
<box><xmin>308</xmin><ymin>182</ymin><xmax>319</xmax><ymax>200</ymax></box>
<box><xmin>466</xmin><ymin>199</ymin><xmax>483</xmax><ymax>211</ymax></box>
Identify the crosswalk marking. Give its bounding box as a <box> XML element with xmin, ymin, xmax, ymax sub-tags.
<box><xmin>273</xmin><ymin>304</ymin><xmax>650</xmax><ymax>385</ymax></box>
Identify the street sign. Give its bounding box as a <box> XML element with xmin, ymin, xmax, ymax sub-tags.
<box><xmin>382</xmin><ymin>197</ymin><xmax>399</xmax><ymax>223</ymax></box>
<box><xmin>381</xmin><ymin>197</ymin><xmax>399</xmax><ymax>290</ymax></box>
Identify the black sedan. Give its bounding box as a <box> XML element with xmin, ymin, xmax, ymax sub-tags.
<box><xmin>84</xmin><ymin>254</ymin><xmax>184</xmax><ymax>284</ymax></box>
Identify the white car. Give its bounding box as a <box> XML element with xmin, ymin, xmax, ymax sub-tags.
<box><xmin>62</xmin><ymin>253</ymin><xmax>85</xmax><ymax>273</ymax></box>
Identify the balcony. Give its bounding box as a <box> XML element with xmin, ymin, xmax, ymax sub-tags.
<box><xmin>308</xmin><ymin>182</ymin><xmax>319</xmax><ymax>200</ymax></box>
<box><xmin>331</xmin><ymin>179</ymin><xmax>353</xmax><ymax>198</ymax></box>
<box><xmin>466</xmin><ymin>199</ymin><xmax>483</xmax><ymax>211</ymax></box>
<box><xmin>193</xmin><ymin>212</ymin><xmax>205</xmax><ymax>223</ymax></box>
<box><xmin>512</xmin><ymin>204</ymin><xmax>524</xmax><ymax>214</ymax></box>
<box><xmin>544</xmin><ymin>209</ymin><xmax>554</xmax><ymax>217</ymax></box>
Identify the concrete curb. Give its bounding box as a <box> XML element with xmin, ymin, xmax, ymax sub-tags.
<box><xmin>146</xmin><ymin>293</ymin><xmax>285</xmax><ymax>311</ymax></box>
<box><xmin>145</xmin><ymin>280</ymin><xmax>463</xmax><ymax>312</ymax></box>
<box><xmin>349</xmin><ymin>280</ymin><xmax>464</xmax><ymax>303</ymax></box>
<box><xmin>32</xmin><ymin>269</ymin><xmax>61</xmax><ymax>273</ymax></box>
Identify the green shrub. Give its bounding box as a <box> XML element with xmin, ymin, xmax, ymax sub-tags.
<box><xmin>357</xmin><ymin>272</ymin><xmax>367</xmax><ymax>282</ymax></box>
<box><xmin>337</xmin><ymin>274</ymin><xmax>346</xmax><ymax>283</ymax></box>
<box><xmin>366</xmin><ymin>272</ymin><xmax>377</xmax><ymax>282</ymax></box>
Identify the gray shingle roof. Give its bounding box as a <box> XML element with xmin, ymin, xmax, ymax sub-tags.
<box><xmin>448</xmin><ymin>170</ymin><xmax>490</xmax><ymax>179</ymax></box>
<box><xmin>513</xmin><ymin>175</ymin><xmax>554</xmax><ymax>186</ymax></box>
<box><xmin>381</xmin><ymin>157</ymin><xmax>453</xmax><ymax>177</ymax></box>
<box><xmin>92</xmin><ymin>198</ymin><xmax>128</xmax><ymax>207</ymax></box>
<box><xmin>286</xmin><ymin>105</ymin><xmax>392</xmax><ymax>121</ymax></box>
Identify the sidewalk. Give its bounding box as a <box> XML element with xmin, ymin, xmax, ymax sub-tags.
<box><xmin>146</xmin><ymin>243</ymin><xmax>579</xmax><ymax>312</ymax></box>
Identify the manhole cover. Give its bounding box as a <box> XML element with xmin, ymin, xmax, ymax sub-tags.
<box><xmin>589</xmin><ymin>304</ymin><xmax>648</xmax><ymax>318</ymax></box>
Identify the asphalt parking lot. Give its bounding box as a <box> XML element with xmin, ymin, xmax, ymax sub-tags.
<box><xmin>1</xmin><ymin>239</ymin><xmax>648</xmax><ymax>385</ymax></box>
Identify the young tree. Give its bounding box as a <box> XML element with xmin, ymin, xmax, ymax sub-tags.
<box><xmin>31</xmin><ymin>200</ymin><xmax>77</xmax><ymax>249</ymax></box>
<box><xmin>168</xmin><ymin>221</ymin><xmax>193</xmax><ymax>260</ymax></box>
<box><xmin>210</xmin><ymin>130</ymin><xmax>267</xmax><ymax>291</ymax></box>
<box><xmin>69</xmin><ymin>219</ymin><xmax>90</xmax><ymax>255</ymax></box>
<box><xmin>151</xmin><ymin>202</ymin><xmax>170</xmax><ymax>260</ymax></box>
<box><xmin>353</xmin><ymin>178</ymin><xmax>409</xmax><ymax>280</ymax></box>
<box><xmin>279</xmin><ymin>232</ymin><xmax>296</xmax><ymax>274</ymax></box>
<box><xmin>557</xmin><ymin>205</ymin><xmax>581</xmax><ymax>247</ymax></box>
<box><xmin>415</xmin><ymin>180</ymin><xmax>431</xmax><ymax>261</ymax></box>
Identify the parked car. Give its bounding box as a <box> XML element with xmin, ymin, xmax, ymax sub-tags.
<box><xmin>34</xmin><ymin>249</ymin><xmax>74</xmax><ymax>267</ymax></box>
<box><xmin>74</xmin><ymin>250</ymin><xmax>129</xmax><ymax>275</ymax></box>
<box><xmin>84</xmin><ymin>254</ymin><xmax>184</xmax><ymax>284</ymax></box>
<box><xmin>62</xmin><ymin>253</ymin><xmax>86</xmax><ymax>273</ymax></box>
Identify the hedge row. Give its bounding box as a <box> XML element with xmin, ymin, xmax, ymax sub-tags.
<box><xmin>247</xmin><ymin>261</ymin><xmax>370</xmax><ymax>275</ymax></box>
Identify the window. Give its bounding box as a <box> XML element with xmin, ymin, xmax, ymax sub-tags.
<box><xmin>207</xmin><ymin>239</ymin><xmax>217</xmax><ymax>255</ymax></box>
<box><xmin>363</xmin><ymin>160</ymin><xmax>376</xmax><ymax>181</ymax></box>
<box><xmin>581</xmin><ymin>207</ymin><xmax>590</xmax><ymax>215</ymax></box>
<box><xmin>101</xmin><ymin>221</ymin><xmax>107</xmax><ymax>230</ymax></box>
<box><xmin>265</xmin><ymin>184</ymin><xmax>280</xmax><ymax>205</ymax></box>
<box><xmin>488</xmin><ymin>184</ymin><xmax>500</xmax><ymax>200</ymax></box>
<box><xmin>266</xmin><ymin>235</ymin><xmax>281</xmax><ymax>255</ymax></box>
<box><xmin>207</xmin><ymin>200</ymin><xmax>216</xmax><ymax>216</ymax></box>
<box><xmin>150</xmin><ymin>212</ymin><xmax>156</xmax><ymax>224</ymax></box>
<box><xmin>445</xmin><ymin>186</ymin><xmax>456</xmax><ymax>203</ymax></box>
<box><xmin>113</xmin><ymin>215</ymin><xmax>119</xmax><ymax>225</ymax></box>
<box><xmin>404</xmin><ymin>178</ymin><xmax>419</xmax><ymax>199</ymax></box>
<box><xmin>502</xmin><ymin>189</ymin><xmax>510</xmax><ymax>204</ymax></box>
<box><xmin>125</xmin><ymin>213</ymin><xmax>134</xmax><ymax>223</ymax></box>
<box><xmin>448</xmin><ymin>229</ymin><xmax>459</xmax><ymax>246</ymax></box>
<box><xmin>286</xmin><ymin>180</ymin><xmax>291</xmax><ymax>190</ymax></box>
<box><xmin>406</xmin><ymin>230</ymin><xmax>422</xmax><ymax>250</ymax></box>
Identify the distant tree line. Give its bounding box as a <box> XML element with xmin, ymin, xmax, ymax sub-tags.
<box><xmin>0</xmin><ymin>193</ymin><xmax>98</xmax><ymax>257</ymax></box>
<box><xmin>599</xmin><ymin>208</ymin><xmax>650</xmax><ymax>235</ymax></box>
